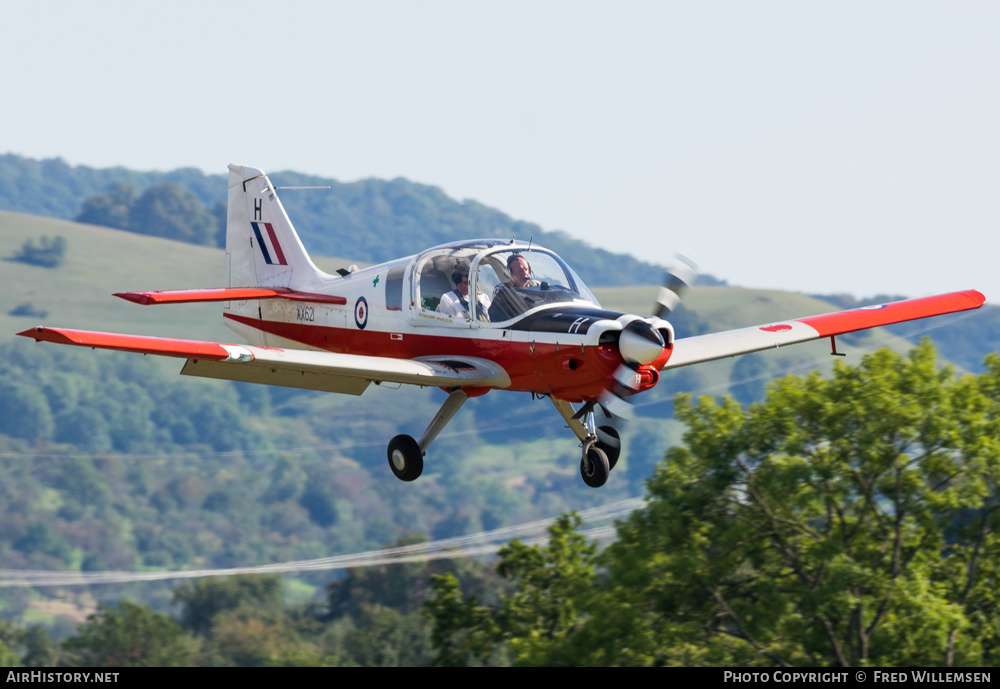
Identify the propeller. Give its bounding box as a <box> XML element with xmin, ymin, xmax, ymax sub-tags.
<box><xmin>652</xmin><ymin>255</ymin><xmax>697</xmax><ymax>319</ymax></box>
<box><xmin>597</xmin><ymin>257</ymin><xmax>699</xmax><ymax>419</ymax></box>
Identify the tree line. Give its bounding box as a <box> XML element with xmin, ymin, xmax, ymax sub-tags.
<box><xmin>0</xmin><ymin>152</ymin><xmax>713</xmax><ymax>287</ymax></box>
<box><xmin>75</xmin><ymin>182</ymin><xmax>225</xmax><ymax>247</ymax></box>
<box><xmin>0</xmin><ymin>553</ymin><xmax>505</xmax><ymax>667</ymax></box>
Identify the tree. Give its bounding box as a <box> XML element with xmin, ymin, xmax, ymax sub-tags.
<box><xmin>11</xmin><ymin>235</ymin><xmax>66</xmax><ymax>268</ymax></box>
<box><xmin>325</xmin><ymin>534</ymin><xmax>506</xmax><ymax>623</ymax></box>
<box><xmin>425</xmin><ymin>513</ymin><xmax>598</xmax><ymax>666</ymax></box>
<box><xmin>13</xmin><ymin>522</ymin><xmax>73</xmax><ymax>565</ymax></box>
<box><xmin>128</xmin><ymin>182</ymin><xmax>219</xmax><ymax>246</ymax></box>
<box><xmin>340</xmin><ymin>605</ymin><xmax>433</xmax><ymax>667</ymax></box>
<box><xmin>0</xmin><ymin>621</ymin><xmax>56</xmax><ymax>667</ymax></box>
<box><xmin>172</xmin><ymin>574</ymin><xmax>283</xmax><ymax>637</ymax></box>
<box><xmin>728</xmin><ymin>351</ymin><xmax>767</xmax><ymax>406</ymax></box>
<box><xmin>60</xmin><ymin>601</ymin><xmax>192</xmax><ymax>667</ymax></box>
<box><xmin>0</xmin><ymin>379</ymin><xmax>54</xmax><ymax>442</ymax></box>
<box><xmin>200</xmin><ymin>607</ymin><xmax>316</xmax><ymax>667</ymax></box>
<box><xmin>596</xmin><ymin>340</ymin><xmax>999</xmax><ymax>666</ymax></box>
<box><xmin>75</xmin><ymin>182</ymin><xmax>137</xmax><ymax>230</ymax></box>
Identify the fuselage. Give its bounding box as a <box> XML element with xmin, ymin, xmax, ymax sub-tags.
<box><xmin>222</xmin><ymin>239</ymin><xmax>673</xmax><ymax>402</ymax></box>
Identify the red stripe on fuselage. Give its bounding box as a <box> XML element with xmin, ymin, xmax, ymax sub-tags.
<box><xmin>224</xmin><ymin>312</ymin><xmax>622</xmax><ymax>399</ymax></box>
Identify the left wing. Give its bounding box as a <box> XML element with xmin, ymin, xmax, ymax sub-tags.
<box><xmin>665</xmin><ymin>289</ymin><xmax>985</xmax><ymax>369</ymax></box>
<box><xmin>16</xmin><ymin>327</ymin><xmax>511</xmax><ymax>395</ymax></box>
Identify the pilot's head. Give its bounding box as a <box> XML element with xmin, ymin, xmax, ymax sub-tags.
<box><xmin>451</xmin><ymin>263</ymin><xmax>470</xmax><ymax>295</ymax></box>
<box><xmin>506</xmin><ymin>254</ymin><xmax>531</xmax><ymax>287</ymax></box>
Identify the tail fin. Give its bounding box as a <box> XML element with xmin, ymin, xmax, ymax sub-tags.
<box><xmin>226</xmin><ymin>164</ymin><xmax>324</xmax><ymax>288</ymax></box>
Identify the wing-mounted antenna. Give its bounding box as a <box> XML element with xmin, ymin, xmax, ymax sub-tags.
<box><xmin>271</xmin><ymin>186</ymin><xmax>333</xmax><ymax>190</ymax></box>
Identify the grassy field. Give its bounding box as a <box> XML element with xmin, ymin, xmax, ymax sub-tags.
<box><xmin>0</xmin><ymin>211</ymin><xmax>361</xmax><ymax>344</ymax></box>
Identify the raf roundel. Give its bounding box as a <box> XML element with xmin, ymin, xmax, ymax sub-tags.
<box><xmin>354</xmin><ymin>296</ymin><xmax>369</xmax><ymax>330</ymax></box>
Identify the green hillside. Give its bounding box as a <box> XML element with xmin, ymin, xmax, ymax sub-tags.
<box><xmin>0</xmin><ymin>153</ymin><xmax>681</xmax><ymax>287</ymax></box>
<box><xmin>1</xmin><ymin>211</ymin><xmax>224</xmax><ymax>342</ymax></box>
<box><xmin>0</xmin><ymin>211</ymin><xmax>365</xmax><ymax>344</ymax></box>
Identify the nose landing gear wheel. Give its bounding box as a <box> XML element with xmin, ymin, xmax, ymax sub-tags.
<box><xmin>596</xmin><ymin>426</ymin><xmax>621</xmax><ymax>471</ymax></box>
<box><xmin>387</xmin><ymin>434</ymin><xmax>423</xmax><ymax>482</ymax></box>
<box><xmin>580</xmin><ymin>445</ymin><xmax>610</xmax><ymax>488</ymax></box>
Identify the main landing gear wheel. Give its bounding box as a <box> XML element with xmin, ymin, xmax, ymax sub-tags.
<box><xmin>596</xmin><ymin>426</ymin><xmax>621</xmax><ymax>471</ymax></box>
<box><xmin>387</xmin><ymin>434</ymin><xmax>423</xmax><ymax>482</ymax></box>
<box><xmin>580</xmin><ymin>445</ymin><xmax>610</xmax><ymax>488</ymax></box>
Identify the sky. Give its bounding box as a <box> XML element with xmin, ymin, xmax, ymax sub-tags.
<box><xmin>4</xmin><ymin>1</ymin><xmax>998</xmax><ymax>300</ymax></box>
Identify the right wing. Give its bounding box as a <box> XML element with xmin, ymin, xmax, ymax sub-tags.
<box><xmin>665</xmin><ymin>289</ymin><xmax>986</xmax><ymax>369</ymax></box>
<box><xmin>16</xmin><ymin>327</ymin><xmax>511</xmax><ymax>395</ymax></box>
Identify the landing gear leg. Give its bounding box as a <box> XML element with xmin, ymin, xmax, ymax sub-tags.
<box><xmin>387</xmin><ymin>389</ymin><xmax>469</xmax><ymax>482</ymax></box>
<box><xmin>550</xmin><ymin>398</ymin><xmax>616</xmax><ymax>488</ymax></box>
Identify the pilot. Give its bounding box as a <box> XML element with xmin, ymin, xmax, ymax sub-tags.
<box><xmin>495</xmin><ymin>254</ymin><xmax>538</xmax><ymax>295</ymax></box>
<box><xmin>439</xmin><ymin>263</ymin><xmax>491</xmax><ymax>321</ymax></box>
<box><xmin>489</xmin><ymin>253</ymin><xmax>541</xmax><ymax>321</ymax></box>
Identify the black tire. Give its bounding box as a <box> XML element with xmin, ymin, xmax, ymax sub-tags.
<box><xmin>387</xmin><ymin>434</ymin><xmax>423</xmax><ymax>482</ymax></box>
<box><xmin>596</xmin><ymin>426</ymin><xmax>621</xmax><ymax>471</ymax></box>
<box><xmin>580</xmin><ymin>446</ymin><xmax>610</xmax><ymax>488</ymax></box>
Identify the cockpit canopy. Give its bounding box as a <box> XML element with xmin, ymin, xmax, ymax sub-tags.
<box><xmin>410</xmin><ymin>240</ymin><xmax>600</xmax><ymax>325</ymax></box>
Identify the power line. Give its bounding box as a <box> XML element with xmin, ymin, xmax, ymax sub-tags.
<box><xmin>0</xmin><ymin>499</ymin><xmax>643</xmax><ymax>588</ymax></box>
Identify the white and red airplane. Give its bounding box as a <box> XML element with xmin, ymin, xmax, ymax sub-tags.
<box><xmin>18</xmin><ymin>165</ymin><xmax>986</xmax><ymax>487</ymax></box>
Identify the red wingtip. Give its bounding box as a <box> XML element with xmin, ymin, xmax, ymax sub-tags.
<box><xmin>16</xmin><ymin>327</ymin><xmax>71</xmax><ymax>344</ymax></box>
<box><xmin>16</xmin><ymin>326</ymin><xmax>234</xmax><ymax>360</ymax></box>
<box><xmin>965</xmin><ymin>289</ymin><xmax>987</xmax><ymax>307</ymax></box>
<box><xmin>114</xmin><ymin>292</ymin><xmax>157</xmax><ymax>305</ymax></box>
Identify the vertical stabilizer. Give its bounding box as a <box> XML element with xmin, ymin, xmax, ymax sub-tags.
<box><xmin>226</xmin><ymin>164</ymin><xmax>324</xmax><ymax>288</ymax></box>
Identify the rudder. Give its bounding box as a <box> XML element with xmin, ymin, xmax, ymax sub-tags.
<box><xmin>226</xmin><ymin>164</ymin><xmax>323</xmax><ymax>289</ymax></box>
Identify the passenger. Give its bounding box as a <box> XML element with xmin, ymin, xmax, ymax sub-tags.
<box><xmin>439</xmin><ymin>263</ymin><xmax>491</xmax><ymax>321</ymax></box>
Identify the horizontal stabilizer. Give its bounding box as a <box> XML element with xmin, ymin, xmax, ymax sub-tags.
<box><xmin>114</xmin><ymin>287</ymin><xmax>347</xmax><ymax>306</ymax></box>
<box><xmin>666</xmin><ymin>289</ymin><xmax>986</xmax><ymax>369</ymax></box>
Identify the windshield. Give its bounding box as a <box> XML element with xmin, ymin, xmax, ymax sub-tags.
<box><xmin>475</xmin><ymin>248</ymin><xmax>600</xmax><ymax>323</ymax></box>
